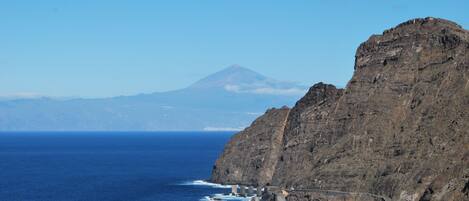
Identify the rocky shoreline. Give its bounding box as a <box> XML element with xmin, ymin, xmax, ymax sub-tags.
<box><xmin>211</xmin><ymin>17</ymin><xmax>469</xmax><ymax>201</ymax></box>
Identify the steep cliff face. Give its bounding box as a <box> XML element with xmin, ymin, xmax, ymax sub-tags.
<box><xmin>274</xmin><ymin>17</ymin><xmax>468</xmax><ymax>201</ymax></box>
<box><xmin>212</xmin><ymin>17</ymin><xmax>469</xmax><ymax>201</ymax></box>
<box><xmin>273</xmin><ymin>82</ymin><xmax>344</xmax><ymax>187</ymax></box>
<box><xmin>211</xmin><ymin>107</ymin><xmax>290</xmax><ymax>186</ymax></box>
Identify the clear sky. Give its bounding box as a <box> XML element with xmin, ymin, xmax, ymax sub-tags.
<box><xmin>1</xmin><ymin>0</ymin><xmax>468</xmax><ymax>98</ymax></box>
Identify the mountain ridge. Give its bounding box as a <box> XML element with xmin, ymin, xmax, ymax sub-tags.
<box><xmin>0</xmin><ymin>66</ymin><xmax>306</xmax><ymax>131</ymax></box>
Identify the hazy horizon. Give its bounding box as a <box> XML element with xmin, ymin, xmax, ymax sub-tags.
<box><xmin>0</xmin><ymin>65</ymin><xmax>307</xmax><ymax>100</ymax></box>
<box><xmin>1</xmin><ymin>1</ymin><xmax>468</xmax><ymax>98</ymax></box>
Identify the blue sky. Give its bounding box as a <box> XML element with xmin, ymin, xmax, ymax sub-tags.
<box><xmin>1</xmin><ymin>0</ymin><xmax>468</xmax><ymax>98</ymax></box>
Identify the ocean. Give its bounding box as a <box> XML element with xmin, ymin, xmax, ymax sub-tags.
<box><xmin>0</xmin><ymin>132</ymin><xmax>248</xmax><ymax>201</ymax></box>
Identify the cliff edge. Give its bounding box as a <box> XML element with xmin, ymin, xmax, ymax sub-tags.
<box><xmin>211</xmin><ymin>17</ymin><xmax>469</xmax><ymax>201</ymax></box>
<box><xmin>211</xmin><ymin>107</ymin><xmax>290</xmax><ymax>186</ymax></box>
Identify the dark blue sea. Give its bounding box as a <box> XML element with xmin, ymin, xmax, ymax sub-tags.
<box><xmin>0</xmin><ymin>132</ymin><xmax>246</xmax><ymax>201</ymax></box>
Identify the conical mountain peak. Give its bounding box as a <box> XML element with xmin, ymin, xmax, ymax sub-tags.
<box><xmin>187</xmin><ymin>65</ymin><xmax>306</xmax><ymax>96</ymax></box>
<box><xmin>189</xmin><ymin>65</ymin><xmax>268</xmax><ymax>89</ymax></box>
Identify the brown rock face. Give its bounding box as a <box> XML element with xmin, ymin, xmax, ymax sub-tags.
<box><xmin>211</xmin><ymin>107</ymin><xmax>290</xmax><ymax>186</ymax></box>
<box><xmin>274</xmin><ymin>82</ymin><xmax>344</xmax><ymax>187</ymax></box>
<box><xmin>211</xmin><ymin>17</ymin><xmax>469</xmax><ymax>201</ymax></box>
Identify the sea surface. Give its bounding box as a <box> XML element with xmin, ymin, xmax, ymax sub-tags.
<box><xmin>0</xmin><ymin>132</ymin><xmax>248</xmax><ymax>201</ymax></box>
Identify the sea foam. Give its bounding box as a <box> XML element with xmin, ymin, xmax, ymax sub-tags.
<box><xmin>180</xmin><ymin>180</ymin><xmax>231</xmax><ymax>188</ymax></box>
<box><xmin>199</xmin><ymin>194</ymin><xmax>252</xmax><ymax>201</ymax></box>
<box><xmin>181</xmin><ymin>180</ymin><xmax>254</xmax><ymax>201</ymax></box>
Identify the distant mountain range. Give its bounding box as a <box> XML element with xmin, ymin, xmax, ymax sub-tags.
<box><xmin>0</xmin><ymin>65</ymin><xmax>307</xmax><ymax>131</ymax></box>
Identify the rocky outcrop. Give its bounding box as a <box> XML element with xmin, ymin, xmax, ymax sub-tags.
<box><xmin>212</xmin><ymin>17</ymin><xmax>469</xmax><ymax>201</ymax></box>
<box><xmin>211</xmin><ymin>107</ymin><xmax>290</xmax><ymax>186</ymax></box>
<box><xmin>273</xmin><ymin>82</ymin><xmax>344</xmax><ymax>187</ymax></box>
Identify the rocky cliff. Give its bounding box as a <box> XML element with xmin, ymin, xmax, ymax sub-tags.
<box><xmin>211</xmin><ymin>106</ymin><xmax>290</xmax><ymax>186</ymax></box>
<box><xmin>211</xmin><ymin>17</ymin><xmax>469</xmax><ymax>201</ymax></box>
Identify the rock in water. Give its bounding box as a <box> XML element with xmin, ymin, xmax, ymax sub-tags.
<box><xmin>211</xmin><ymin>17</ymin><xmax>469</xmax><ymax>201</ymax></box>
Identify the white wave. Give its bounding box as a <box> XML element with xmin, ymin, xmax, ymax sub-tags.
<box><xmin>200</xmin><ymin>193</ymin><xmax>253</xmax><ymax>201</ymax></box>
<box><xmin>180</xmin><ymin>180</ymin><xmax>231</xmax><ymax>188</ymax></box>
